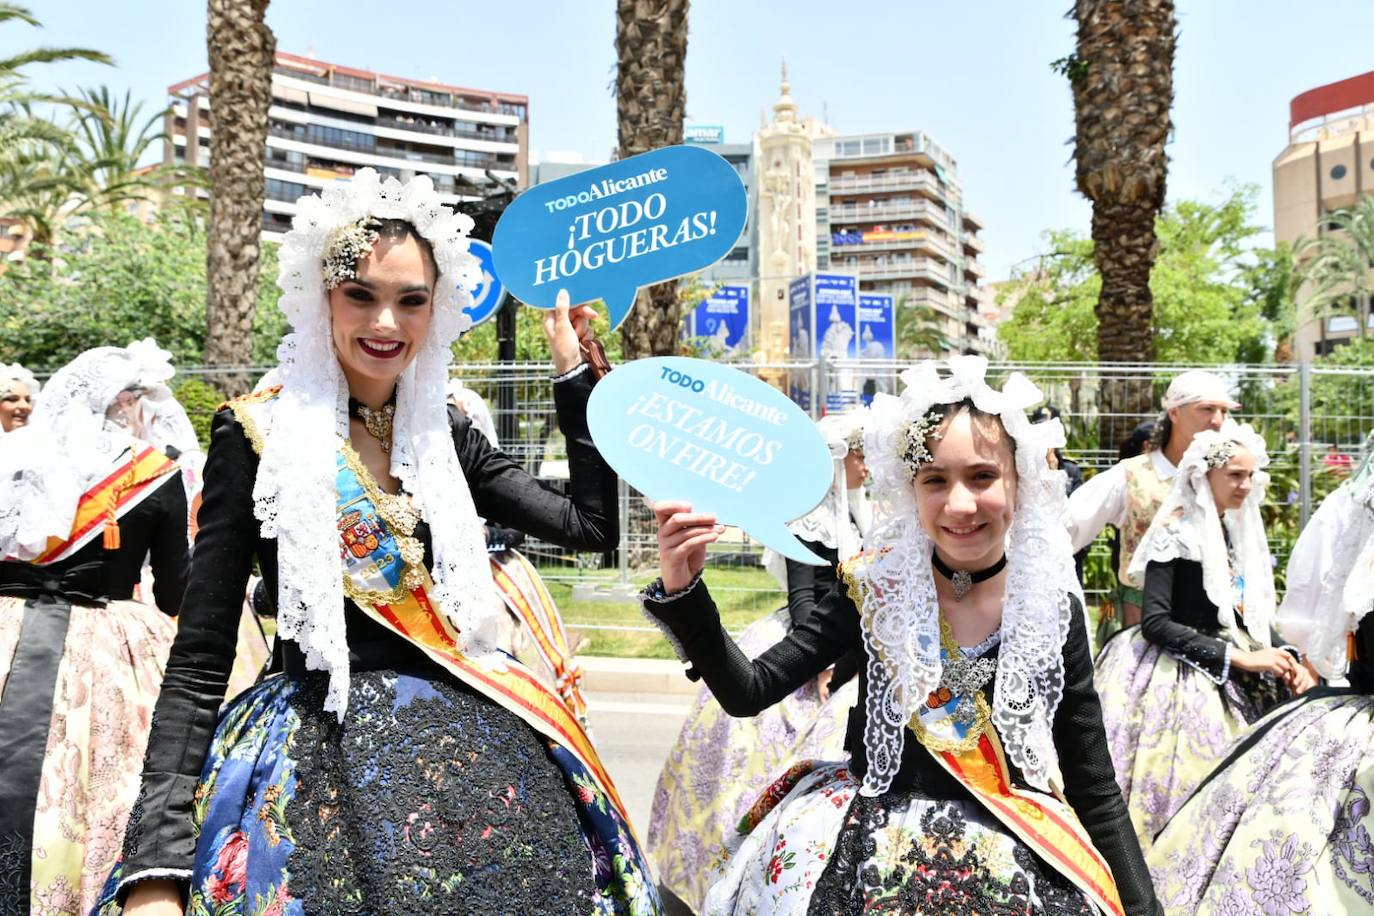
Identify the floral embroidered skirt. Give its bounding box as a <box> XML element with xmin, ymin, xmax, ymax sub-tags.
<box><xmin>0</xmin><ymin>595</ymin><xmax>175</xmax><ymax>916</ymax></box>
<box><xmin>647</xmin><ymin>608</ymin><xmax>854</xmax><ymax>911</ymax></box>
<box><xmin>1147</xmin><ymin>690</ymin><xmax>1374</xmax><ymax>914</ymax></box>
<box><xmin>701</xmin><ymin>761</ymin><xmax>1092</xmax><ymax>915</ymax></box>
<box><xmin>1093</xmin><ymin>625</ymin><xmax>1275</xmax><ymax>853</ymax></box>
<box><xmin>96</xmin><ymin>668</ymin><xmax>659</xmax><ymax>916</ymax></box>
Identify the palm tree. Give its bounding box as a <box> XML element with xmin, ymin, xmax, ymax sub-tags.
<box><xmin>203</xmin><ymin>0</ymin><xmax>275</xmax><ymax>393</ymax></box>
<box><xmin>614</xmin><ymin>0</ymin><xmax>689</xmax><ymax>359</ymax></box>
<box><xmin>65</xmin><ymin>85</ymin><xmax>196</xmax><ymax>208</ymax></box>
<box><xmin>1063</xmin><ymin>0</ymin><xmax>1177</xmax><ymax>446</ymax></box>
<box><xmin>1294</xmin><ymin>196</ymin><xmax>1374</xmax><ymax>348</ymax></box>
<box><xmin>895</xmin><ymin>295</ymin><xmax>949</xmax><ymax>358</ymax></box>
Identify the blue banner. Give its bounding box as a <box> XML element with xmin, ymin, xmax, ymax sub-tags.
<box><xmin>491</xmin><ymin>145</ymin><xmax>748</xmax><ymax>329</ymax></box>
<box><xmin>857</xmin><ymin>293</ymin><xmax>895</xmax><ymax>404</ymax></box>
<box><xmin>690</xmin><ymin>284</ymin><xmax>749</xmax><ymax>355</ymax></box>
<box><xmin>788</xmin><ymin>276</ymin><xmax>813</xmax><ymax>410</ymax></box>
<box><xmin>587</xmin><ymin>357</ymin><xmax>833</xmax><ymax>564</ymax></box>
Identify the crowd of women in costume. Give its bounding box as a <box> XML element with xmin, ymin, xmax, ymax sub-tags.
<box><xmin>0</xmin><ymin>165</ymin><xmax>1369</xmax><ymax>915</ymax></box>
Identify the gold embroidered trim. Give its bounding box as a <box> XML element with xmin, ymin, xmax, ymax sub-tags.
<box><xmin>227</xmin><ymin>392</ymin><xmax>273</xmax><ymax>458</ymax></box>
<box><xmin>339</xmin><ymin>442</ymin><xmax>427</xmax><ymax>605</ymax></box>
<box><xmin>908</xmin><ymin>613</ymin><xmax>993</xmax><ymax>754</ymax></box>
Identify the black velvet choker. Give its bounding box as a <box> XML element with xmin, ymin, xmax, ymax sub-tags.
<box><xmin>931</xmin><ymin>552</ymin><xmax>1007</xmax><ymax>601</ymax></box>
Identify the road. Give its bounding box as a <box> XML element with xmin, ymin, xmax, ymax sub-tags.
<box><xmin>585</xmin><ymin>688</ymin><xmax>697</xmax><ymax>916</ymax></box>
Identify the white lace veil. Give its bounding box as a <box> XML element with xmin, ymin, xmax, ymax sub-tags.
<box><xmin>0</xmin><ymin>345</ymin><xmax>175</xmax><ymax>559</ymax></box>
<box><xmin>763</xmin><ymin>410</ymin><xmax>868</xmax><ymax>589</ymax></box>
<box><xmin>857</xmin><ymin>356</ymin><xmax>1078</xmax><ymax>796</ymax></box>
<box><xmin>257</xmin><ymin>168</ymin><xmax>491</xmax><ymax>717</ymax></box>
<box><xmin>1127</xmin><ymin>422</ymin><xmax>1275</xmax><ymax>646</ymax></box>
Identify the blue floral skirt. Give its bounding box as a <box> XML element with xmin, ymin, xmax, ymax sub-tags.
<box><xmin>98</xmin><ymin>668</ymin><xmax>658</xmax><ymax>915</ymax></box>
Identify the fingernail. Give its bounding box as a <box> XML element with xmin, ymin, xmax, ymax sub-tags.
<box><xmin>557</xmin><ymin>289</ymin><xmax>570</xmax><ymax>307</ymax></box>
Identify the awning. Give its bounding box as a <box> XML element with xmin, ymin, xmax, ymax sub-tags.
<box><xmin>308</xmin><ymin>91</ymin><xmax>378</xmax><ymax>118</ymax></box>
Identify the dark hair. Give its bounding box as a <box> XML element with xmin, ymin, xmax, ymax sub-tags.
<box><xmin>363</xmin><ymin>218</ymin><xmax>438</xmax><ymax>282</ymax></box>
<box><xmin>915</xmin><ymin>398</ymin><xmax>1017</xmax><ymax>472</ymax></box>
<box><xmin>1147</xmin><ymin>412</ymin><xmax>1172</xmax><ymax>454</ymax></box>
<box><xmin>1029</xmin><ymin>404</ymin><xmax>1062</xmax><ymax>423</ymax></box>
<box><xmin>1122</xmin><ymin>420</ymin><xmax>1156</xmax><ymax>461</ymax></box>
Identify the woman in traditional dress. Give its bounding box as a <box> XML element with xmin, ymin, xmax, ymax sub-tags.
<box><xmin>1092</xmin><ymin>421</ymin><xmax>1312</xmax><ymax>854</ymax></box>
<box><xmin>0</xmin><ymin>363</ymin><xmax>38</xmax><ymax>433</ymax></box>
<box><xmin>647</xmin><ymin>411</ymin><xmax>869</xmax><ymax>912</ymax></box>
<box><xmin>645</xmin><ymin>356</ymin><xmax>1160</xmax><ymax>915</ymax></box>
<box><xmin>0</xmin><ymin>345</ymin><xmax>189</xmax><ymax>915</ymax></box>
<box><xmin>1148</xmin><ymin>445</ymin><xmax>1374</xmax><ymax>913</ymax></box>
<box><xmin>110</xmin><ymin>170</ymin><xmax>655</xmax><ymax>915</ymax></box>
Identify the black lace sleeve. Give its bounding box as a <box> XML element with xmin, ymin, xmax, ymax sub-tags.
<box><xmin>1140</xmin><ymin>558</ymin><xmax>1229</xmax><ymax>679</ymax></box>
<box><xmin>1055</xmin><ymin>600</ymin><xmax>1162</xmax><ymax>915</ymax></box>
<box><xmin>456</xmin><ymin>369</ymin><xmax>617</xmax><ymax>552</ymax></box>
<box><xmin>643</xmin><ymin>575</ymin><xmax>861</xmax><ymax>716</ymax></box>
<box><xmin>117</xmin><ymin>410</ymin><xmax>259</xmax><ymax>894</ymax></box>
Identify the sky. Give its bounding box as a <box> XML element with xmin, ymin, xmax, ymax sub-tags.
<box><xmin>18</xmin><ymin>1</ymin><xmax>1374</xmax><ymax>280</ymax></box>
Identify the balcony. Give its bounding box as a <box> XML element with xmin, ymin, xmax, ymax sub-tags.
<box><xmin>829</xmin><ymin>198</ymin><xmax>950</xmax><ymax>228</ymax></box>
<box><xmin>831</xmin><ymin>231</ymin><xmax>957</xmax><ymax>260</ymax></box>
<box><xmin>829</xmin><ymin>170</ymin><xmax>946</xmax><ymax>199</ymax></box>
<box><xmin>901</xmin><ymin>285</ymin><xmax>962</xmax><ymax>318</ymax></box>
<box><xmin>962</xmin><ymin>210</ymin><xmax>986</xmax><ymax>230</ymax></box>
<box><xmin>964</xmin><ymin>257</ymin><xmax>985</xmax><ymax>279</ymax></box>
<box><xmin>855</xmin><ymin>257</ymin><xmax>955</xmax><ymax>284</ymax></box>
<box><xmin>376</xmin><ymin>115</ymin><xmax>517</xmax><ymax>145</ymax></box>
<box><xmin>962</xmin><ymin>233</ymin><xmax>985</xmax><ymax>254</ymax></box>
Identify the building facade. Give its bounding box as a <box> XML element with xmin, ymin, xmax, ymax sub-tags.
<box><xmin>167</xmin><ymin>51</ymin><xmax>529</xmax><ymax>239</ymax></box>
<box><xmin>815</xmin><ymin>130</ymin><xmax>994</xmax><ymax>356</ymax></box>
<box><xmin>1274</xmin><ymin>69</ymin><xmax>1374</xmax><ymax>359</ymax></box>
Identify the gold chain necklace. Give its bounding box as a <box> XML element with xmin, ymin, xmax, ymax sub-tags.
<box><xmin>349</xmin><ymin>397</ymin><xmax>395</xmax><ymax>453</ymax></box>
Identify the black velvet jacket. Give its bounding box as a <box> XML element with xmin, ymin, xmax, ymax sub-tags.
<box><xmin>779</xmin><ymin>539</ymin><xmax>860</xmax><ymax>690</ymax></box>
<box><xmin>0</xmin><ymin>469</ymin><xmax>188</xmax><ymax>613</ymax></box>
<box><xmin>644</xmin><ymin>577</ymin><xmax>1162</xmax><ymax>916</ymax></box>
<box><xmin>119</xmin><ymin>369</ymin><xmax>616</xmax><ymax>888</ymax></box>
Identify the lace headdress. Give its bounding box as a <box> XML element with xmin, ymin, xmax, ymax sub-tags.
<box><xmin>1127</xmin><ymin>422</ymin><xmax>1275</xmax><ymax>646</ymax></box>
<box><xmin>763</xmin><ymin>410</ymin><xmax>869</xmax><ymax>588</ymax></box>
<box><xmin>0</xmin><ymin>363</ymin><xmax>40</xmax><ymax>401</ymax></box>
<box><xmin>856</xmin><ymin>355</ymin><xmax>1077</xmax><ymax>796</ymax></box>
<box><xmin>256</xmin><ymin>168</ymin><xmax>488</xmax><ymax>716</ymax></box>
<box><xmin>0</xmin><ymin>344</ymin><xmax>175</xmax><ymax>559</ymax></box>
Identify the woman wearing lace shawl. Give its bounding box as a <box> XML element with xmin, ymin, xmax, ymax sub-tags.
<box><xmin>644</xmin><ymin>356</ymin><xmax>1160</xmax><ymax>915</ymax></box>
<box><xmin>108</xmin><ymin>170</ymin><xmax>657</xmax><ymax>915</ymax></box>
<box><xmin>1147</xmin><ymin>439</ymin><xmax>1374</xmax><ymax>912</ymax></box>
<box><xmin>0</xmin><ymin>362</ymin><xmax>39</xmax><ymax>433</ymax></box>
<box><xmin>1093</xmin><ymin>421</ymin><xmax>1312</xmax><ymax>854</ymax></box>
<box><xmin>647</xmin><ymin>410</ymin><xmax>869</xmax><ymax>912</ymax></box>
<box><xmin>0</xmin><ymin>345</ymin><xmax>189</xmax><ymax>914</ymax></box>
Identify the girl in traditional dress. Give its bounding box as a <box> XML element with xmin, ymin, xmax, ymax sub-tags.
<box><xmin>1148</xmin><ymin>446</ymin><xmax>1374</xmax><ymax>912</ymax></box>
<box><xmin>644</xmin><ymin>356</ymin><xmax>1160</xmax><ymax>915</ymax></box>
<box><xmin>1092</xmin><ymin>421</ymin><xmax>1312</xmax><ymax>853</ymax></box>
<box><xmin>110</xmin><ymin>170</ymin><xmax>656</xmax><ymax>915</ymax></box>
<box><xmin>0</xmin><ymin>345</ymin><xmax>189</xmax><ymax>915</ymax></box>
<box><xmin>647</xmin><ymin>410</ymin><xmax>868</xmax><ymax>912</ymax></box>
<box><xmin>0</xmin><ymin>363</ymin><xmax>38</xmax><ymax>433</ymax></box>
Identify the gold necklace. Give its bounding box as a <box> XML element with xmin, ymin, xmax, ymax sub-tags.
<box><xmin>349</xmin><ymin>397</ymin><xmax>395</xmax><ymax>452</ymax></box>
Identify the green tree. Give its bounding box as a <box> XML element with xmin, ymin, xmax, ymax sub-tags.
<box><xmin>0</xmin><ymin>209</ymin><xmax>284</xmax><ymax>370</ymax></box>
<box><xmin>895</xmin><ymin>295</ymin><xmax>950</xmax><ymax>358</ymax></box>
<box><xmin>999</xmin><ymin>188</ymin><xmax>1271</xmax><ymax>366</ymax></box>
<box><xmin>1293</xmin><ymin>195</ymin><xmax>1374</xmax><ymax>343</ymax></box>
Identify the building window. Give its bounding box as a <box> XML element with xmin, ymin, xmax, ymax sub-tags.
<box><xmin>1331</xmin><ymin>164</ymin><xmax>1348</xmax><ymax>180</ymax></box>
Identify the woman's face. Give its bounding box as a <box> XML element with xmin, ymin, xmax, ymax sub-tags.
<box><xmin>0</xmin><ymin>381</ymin><xmax>32</xmax><ymax>431</ymax></box>
<box><xmin>843</xmin><ymin>449</ymin><xmax>867</xmax><ymax>488</ymax></box>
<box><xmin>913</xmin><ymin>409</ymin><xmax>1017</xmax><ymax>569</ymax></box>
<box><xmin>329</xmin><ymin>233</ymin><xmax>435</xmax><ymax>392</ymax></box>
<box><xmin>1207</xmin><ymin>447</ymin><xmax>1256</xmax><ymax>512</ymax></box>
<box><xmin>106</xmin><ymin>389</ymin><xmax>146</xmax><ymax>438</ymax></box>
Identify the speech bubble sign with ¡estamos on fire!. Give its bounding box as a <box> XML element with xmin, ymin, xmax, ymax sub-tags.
<box><xmin>491</xmin><ymin>145</ymin><xmax>748</xmax><ymax>330</ymax></box>
<box><xmin>587</xmin><ymin>357</ymin><xmax>833</xmax><ymax>565</ymax></box>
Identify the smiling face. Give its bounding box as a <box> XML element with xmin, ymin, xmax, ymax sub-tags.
<box><xmin>0</xmin><ymin>381</ymin><xmax>32</xmax><ymax>431</ymax></box>
<box><xmin>328</xmin><ymin>225</ymin><xmax>436</xmax><ymax>397</ymax></box>
<box><xmin>913</xmin><ymin>407</ymin><xmax>1017</xmax><ymax>569</ymax></box>
<box><xmin>1207</xmin><ymin>446</ymin><xmax>1256</xmax><ymax>512</ymax></box>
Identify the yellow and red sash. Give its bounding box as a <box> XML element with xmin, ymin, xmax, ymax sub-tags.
<box><xmin>929</xmin><ymin>729</ymin><xmax>1125</xmax><ymax>916</ymax></box>
<box><xmin>32</xmin><ymin>444</ymin><xmax>177</xmax><ymax>565</ymax></box>
<box><xmin>489</xmin><ymin>549</ymin><xmax>589</xmax><ymax>723</ymax></box>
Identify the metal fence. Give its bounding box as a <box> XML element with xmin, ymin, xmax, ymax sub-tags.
<box><xmin>176</xmin><ymin>359</ymin><xmax>1374</xmax><ymax>624</ymax></box>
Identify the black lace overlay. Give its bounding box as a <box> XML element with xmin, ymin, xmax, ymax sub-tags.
<box><xmin>808</xmin><ymin>792</ymin><xmax>1092</xmax><ymax>916</ymax></box>
<box><xmin>281</xmin><ymin>671</ymin><xmax>598</xmax><ymax>915</ymax></box>
<box><xmin>0</xmin><ymin>829</ymin><xmax>28</xmax><ymax>915</ymax></box>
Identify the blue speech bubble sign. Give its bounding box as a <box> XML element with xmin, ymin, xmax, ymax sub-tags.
<box><xmin>492</xmin><ymin>146</ymin><xmax>748</xmax><ymax>330</ymax></box>
<box><xmin>588</xmin><ymin>357</ymin><xmax>833</xmax><ymax>565</ymax></box>
<box><xmin>462</xmin><ymin>239</ymin><xmax>507</xmax><ymax>327</ymax></box>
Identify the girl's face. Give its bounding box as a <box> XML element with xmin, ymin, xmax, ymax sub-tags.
<box><xmin>1207</xmin><ymin>447</ymin><xmax>1256</xmax><ymax>512</ymax></box>
<box><xmin>328</xmin><ymin>233</ymin><xmax>435</xmax><ymax>392</ymax></box>
<box><xmin>844</xmin><ymin>449</ymin><xmax>868</xmax><ymax>488</ymax></box>
<box><xmin>913</xmin><ymin>409</ymin><xmax>1017</xmax><ymax>569</ymax></box>
<box><xmin>106</xmin><ymin>388</ymin><xmax>146</xmax><ymax>438</ymax></box>
<box><xmin>0</xmin><ymin>381</ymin><xmax>32</xmax><ymax>431</ymax></box>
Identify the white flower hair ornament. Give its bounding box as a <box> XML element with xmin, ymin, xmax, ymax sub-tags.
<box><xmin>855</xmin><ymin>355</ymin><xmax>1080</xmax><ymax>797</ymax></box>
<box><xmin>254</xmin><ymin>168</ymin><xmax>493</xmax><ymax>717</ymax></box>
<box><xmin>1129</xmin><ymin>421</ymin><xmax>1275</xmax><ymax>647</ymax></box>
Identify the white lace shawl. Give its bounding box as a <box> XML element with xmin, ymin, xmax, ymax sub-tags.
<box><xmin>855</xmin><ymin>356</ymin><xmax>1079</xmax><ymax>796</ymax></box>
<box><xmin>763</xmin><ymin>411</ymin><xmax>869</xmax><ymax>588</ymax></box>
<box><xmin>256</xmin><ymin>169</ymin><xmax>493</xmax><ymax>717</ymax></box>
<box><xmin>1127</xmin><ymin>423</ymin><xmax>1275</xmax><ymax>647</ymax></box>
<box><xmin>0</xmin><ymin>345</ymin><xmax>175</xmax><ymax>559</ymax></box>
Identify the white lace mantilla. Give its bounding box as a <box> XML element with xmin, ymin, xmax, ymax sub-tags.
<box><xmin>255</xmin><ymin>169</ymin><xmax>493</xmax><ymax>717</ymax></box>
<box><xmin>853</xmin><ymin>356</ymin><xmax>1079</xmax><ymax>796</ymax></box>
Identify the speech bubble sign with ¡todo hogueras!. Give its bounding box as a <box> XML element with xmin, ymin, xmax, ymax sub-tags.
<box><xmin>492</xmin><ymin>146</ymin><xmax>748</xmax><ymax>330</ymax></box>
<box><xmin>588</xmin><ymin>357</ymin><xmax>834</xmax><ymax>565</ymax></box>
